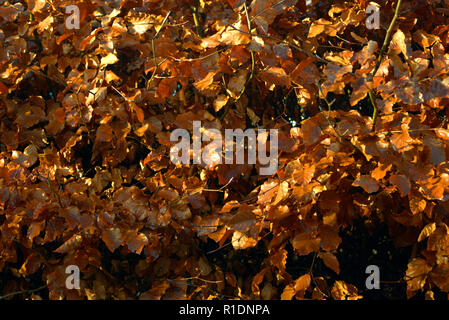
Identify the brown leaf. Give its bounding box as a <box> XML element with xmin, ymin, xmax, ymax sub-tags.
<box><xmin>251</xmin><ymin>0</ymin><xmax>298</xmax><ymax>34</ymax></box>
<box><xmin>352</xmin><ymin>175</ymin><xmax>380</xmax><ymax>193</ymax></box>
<box><xmin>390</xmin><ymin>124</ymin><xmax>413</xmax><ymax>152</ymax></box>
<box><xmin>12</xmin><ymin>145</ymin><xmax>38</xmax><ymax>168</ymax></box>
<box><xmin>389</xmin><ymin>175</ymin><xmax>411</xmax><ymax>197</ymax></box>
<box><xmin>227</xmin><ymin>205</ymin><xmax>257</xmax><ymax>232</ymax></box>
<box><xmin>54</xmin><ymin>235</ymin><xmax>83</xmax><ymax>253</ymax></box>
<box><xmin>318</xmin><ymin>252</ymin><xmax>340</xmax><ymax>274</ymax></box>
<box><xmin>259</xmin><ymin>67</ymin><xmax>290</xmax><ymax>86</ymax></box>
<box><xmin>125</xmin><ymin>232</ymin><xmax>148</xmax><ymax>254</ymax></box>
<box><xmin>430</xmin><ymin>263</ymin><xmax>449</xmax><ymax>292</ymax></box>
<box><xmin>292</xmin><ymin>232</ymin><xmax>320</xmax><ymax>255</ymax></box>
<box><xmin>102</xmin><ymin>228</ymin><xmax>122</xmax><ymax>252</ymax></box>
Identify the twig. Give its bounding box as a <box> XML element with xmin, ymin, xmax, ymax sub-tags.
<box><xmin>315</xmin><ymin>80</ymin><xmax>343</xmax><ymax>142</ymax></box>
<box><xmin>111</xmin><ymin>85</ymin><xmax>129</xmax><ymax>101</ymax></box>
<box><xmin>147</xmin><ymin>11</ymin><xmax>171</xmax><ymax>90</ymax></box>
<box><xmin>0</xmin><ymin>285</ymin><xmax>47</xmax><ymax>300</ymax></box>
<box><xmin>192</xmin><ymin>0</ymin><xmax>203</xmax><ymax>37</ymax></box>
<box><xmin>171</xmin><ymin>49</ymin><xmax>225</xmax><ymax>62</ymax></box>
<box><xmin>308</xmin><ymin>252</ymin><xmax>317</xmax><ymax>274</ymax></box>
<box><xmin>168</xmin><ymin>276</ymin><xmax>223</xmax><ymax>284</ymax></box>
<box><xmin>308</xmin><ymin>251</ymin><xmax>328</xmax><ymax>297</ymax></box>
<box><xmin>369</xmin><ymin>0</ymin><xmax>403</xmax><ymax>130</ymax></box>
<box><xmin>220</xmin><ymin>3</ymin><xmax>256</xmax><ymax>121</ymax></box>
<box><xmin>202</xmin><ymin>177</ymin><xmax>234</xmax><ymax>192</ymax></box>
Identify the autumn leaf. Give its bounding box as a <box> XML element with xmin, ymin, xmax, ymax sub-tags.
<box><xmin>389</xmin><ymin>175</ymin><xmax>411</xmax><ymax>197</ymax></box>
<box><xmin>100</xmin><ymin>53</ymin><xmax>119</xmax><ymax>68</ymax></box>
<box><xmin>102</xmin><ymin>228</ymin><xmax>123</xmax><ymax>252</ymax></box>
<box><xmin>272</xmin><ymin>181</ymin><xmax>289</xmax><ymax>205</ymax></box>
<box><xmin>390</xmin><ymin>123</ymin><xmax>413</xmax><ymax>152</ymax></box>
<box><xmin>26</xmin><ymin>0</ymin><xmax>46</xmax><ymax>13</ymax></box>
<box><xmin>292</xmin><ymin>232</ymin><xmax>320</xmax><ymax>256</ymax></box>
<box><xmin>430</xmin><ymin>264</ymin><xmax>449</xmax><ymax>292</ymax></box>
<box><xmin>331</xmin><ymin>281</ymin><xmax>362</xmax><ymax>300</ymax></box>
<box><xmin>406</xmin><ymin>258</ymin><xmax>432</xmax><ymax>295</ymax></box>
<box><xmin>125</xmin><ymin>232</ymin><xmax>148</xmax><ymax>254</ymax></box>
<box><xmin>318</xmin><ymin>252</ymin><xmax>340</xmax><ymax>274</ymax></box>
<box><xmin>352</xmin><ymin>175</ymin><xmax>380</xmax><ymax>193</ymax></box>
<box><xmin>259</xmin><ymin>67</ymin><xmax>290</xmax><ymax>86</ymax></box>
<box><xmin>227</xmin><ymin>205</ymin><xmax>257</xmax><ymax>232</ymax></box>
<box><xmin>250</xmin><ymin>0</ymin><xmax>298</xmax><ymax>34</ymax></box>
<box><xmin>231</xmin><ymin>231</ymin><xmax>258</xmax><ymax>250</ymax></box>
<box><xmin>54</xmin><ymin>235</ymin><xmax>83</xmax><ymax>254</ymax></box>
<box><xmin>418</xmin><ymin>223</ymin><xmax>436</xmax><ymax>242</ymax></box>
<box><xmin>12</xmin><ymin>145</ymin><xmax>38</xmax><ymax>168</ymax></box>
<box><xmin>294</xmin><ymin>274</ymin><xmax>311</xmax><ymax>293</ymax></box>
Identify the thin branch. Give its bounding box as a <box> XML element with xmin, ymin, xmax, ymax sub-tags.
<box><xmin>372</xmin><ymin>0</ymin><xmax>403</xmax><ymax>77</ymax></box>
<box><xmin>369</xmin><ymin>0</ymin><xmax>403</xmax><ymax>130</ymax></box>
<box><xmin>168</xmin><ymin>276</ymin><xmax>223</xmax><ymax>284</ymax></box>
<box><xmin>0</xmin><ymin>285</ymin><xmax>47</xmax><ymax>300</ymax></box>
<box><xmin>308</xmin><ymin>252</ymin><xmax>317</xmax><ymax>274</ymax></box>
<box><xmin>220</xmin><ymin>2</ymin><xmax>256</xmax><ymax>121</ymax></box>
<box><xmin>202</xmin><ymin>177</ymin><xmax>234</xmax><ymax>192</ymax></box>
<box><xmin>192</xmin><ymin>0</ymin><xmax>203</xmax><ymax>37</ymax></box>
<box><xmin>147</xmin><ymin>11</ymin><xmax>171</xmax><ymax>90</ymax></box>
<box><xmin>315</xmin><ymin>80</ymin><xmax>343</xmax><ymax>142</ymax></box>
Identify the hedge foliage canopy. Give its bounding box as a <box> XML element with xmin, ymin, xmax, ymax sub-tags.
<box><xmin>1</xmin><ymin>0</ymin><xmax>449</xmax><ymax>300</ymax></box>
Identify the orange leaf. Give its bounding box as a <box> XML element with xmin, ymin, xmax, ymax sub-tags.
<box><xmin>272</xmin><ymin>181</ymin><xmax>289</xmax><ymax>205</ymax></box>
<box><xmin>134</xmin><ymin>105</ymin><xmax>144</xmax><ymax>123</ymax></box>
<box><xmin>294</xmin><ymin>274</ymin><xmax>311</xmax><ymax>292</ymax></box>
<box><xmin>331</xmin><ymin>281</ymin><xmax>362</xmax><ymax>300</ymax></box>
<box><xmin>436</xmin><ymin>128</ymin><xmax>449</xmax><ymax>140</ymax></box>
<box><xmin>406</xmin><ymin>258</ymin><xmax>432</xmax><ymax>294</ymax></box>
<box><xmin>430</xmin><ymin>264</ymin><xmax>449</xmax><ymax>292</ymax></box>
<box><xmin>418</xmin><ymin>223</ymin><xmax>436</xmax><ymax>242</ymax></box>
<box><xmin>390</xmin><ymin>124</ymin><xmax>413</xmax><ymax>152</ymax></box>
<box><xmin>281</xmin><ymin>283</ymin><xmax>295</xmax><ymax>300</ymax></box>
<box><xmin>371</xmin><ymin>163</ymin><xmax>392</xmax><ymax>180</ymax></box>
<box><xmin>231</xmin><ymin>231</ymin><xmax>258</xmax><ymax>250</ymax></box>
